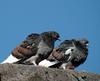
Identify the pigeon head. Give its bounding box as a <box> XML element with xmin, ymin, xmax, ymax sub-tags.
<box><xmin>41</xmin><ymin>31</ymin><xmax>60</xmax><ymax>42</ymax></box>
<box><xmin>48</xmin><ymin>31</ymin><xmax>60</xmax><ymax>40</ymax></box>
<box><xmin>72</xmin><ymin>39</ymin><xmax>89</xmax><ymax>50</ymax></box>
<box><xmin>78</xmin><ymin>39</ymin><xmax>89</xmax><ymax>47</ymax></box>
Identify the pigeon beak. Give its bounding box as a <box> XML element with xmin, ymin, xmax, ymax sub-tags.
<box><xmin>86</xmin><ymin>43</ymin><xmax>89</xmax><ymax>46</ymax></box>
<box><xmin>57</xmin><ymin>38</ymin><xmax>61</xmax><ymax>41</ymax></box>
<box><xmin>54</xmin><ymin>36</ymin><xmax>61</xmax><ymax>41</ymax></box>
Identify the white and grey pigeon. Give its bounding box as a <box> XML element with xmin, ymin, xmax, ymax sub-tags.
<box><xmin>1</xmin><ymin>33</ymin><xmax>40</xmax><ymax>64</ymax></box>
<box><xmin>39</xmin><ymin>39</ymin><xmax>89</xmax><ymax>70</ymax></box>
<box><xmin>14</xmin><ymin>31</ymin><xmax>60</xmax><ymax>66</ymax></box>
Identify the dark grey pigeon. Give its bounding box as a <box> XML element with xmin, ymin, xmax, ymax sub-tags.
<box><xmin>1</xmin><ymin>33</ymin><xmax>40</xmax><ymax>64</ymax></box>
<box><xmin>12</xmin><ymin>33</ymin><xmax>40</xmax><ymax>59</ymax></box>
<box><xmin>39</xmin><ymin>39</ymin><xmax>89</xmax><ymax>70</ymax></box>
<box><xmin>15</xmin><ymin>31</ymin><xmax>60</xmax><ymax>65</ymax></box>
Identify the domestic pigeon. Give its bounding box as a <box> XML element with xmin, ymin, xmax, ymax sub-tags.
<box><xmin>39</xmin><ymin>39</ymin><xmax>89</xmax><ymax>70</ymax></box>
<box><xmin>12</xmin><ymin>33</ymin><xmax>40</xmax><ymax>59</ymax></box>
<box><xmin>15</xmin><ymin>31</ymin><xmax>60</xmax><ymax>66</ymax></box>
<box><xmin>1</xmin><ymin>33</ymin><xmax>39</xmax><ymax>64</ymax></box>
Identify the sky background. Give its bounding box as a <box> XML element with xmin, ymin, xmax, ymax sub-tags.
<box><xmin>0</xmin><ymin>0</ymin><xmax>100</xmax><ymax>73</ymax></box>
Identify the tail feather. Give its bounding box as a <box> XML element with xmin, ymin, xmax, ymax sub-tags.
<box><xmin>1</xmin><ymin>54</ymin><xmax>18</xmax><ymax>64</ymax></box>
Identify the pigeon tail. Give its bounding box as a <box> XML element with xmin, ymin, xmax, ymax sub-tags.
<box><xmin>1</xmin><ymin>54</ymin><xmax>18</xmax><ymax>64</ymax></box>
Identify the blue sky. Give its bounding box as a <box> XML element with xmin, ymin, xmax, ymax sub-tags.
<box><xmin>0</xmin><ymin>0</ymin><xmax>100</xmax><ymax>73</ymax></box>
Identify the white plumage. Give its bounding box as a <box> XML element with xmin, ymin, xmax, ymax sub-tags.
<box><xmin>1</xmin><ymin>54</ymin><xmax>19</xmax><ymax>64</ymax></box>
<box><xmin>39</xmin><ymin>59</ymin><xmax>58</xmax><ymax>67</ymax></box>
<box><xmin>39</xmin><ymin>48</ymin><xmax>73</xmax><ymax>68</ymax></box>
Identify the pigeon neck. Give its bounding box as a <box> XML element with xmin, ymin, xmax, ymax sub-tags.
<box><xmin>41</xmin><ymin>35</ymin><xmax>55</xmax><ymax>48</ymax></box>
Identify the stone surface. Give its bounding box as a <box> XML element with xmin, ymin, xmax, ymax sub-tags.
<box><xmin>0</xmin><ymin>63</ymin><xmax>100</xmax><ymax>81</ymax></box>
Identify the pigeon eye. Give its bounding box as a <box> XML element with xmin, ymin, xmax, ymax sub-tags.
<box><xmin>71</xmin><ymin>49</ymin><xmax>74</xmax><ymax>51</ymax></box>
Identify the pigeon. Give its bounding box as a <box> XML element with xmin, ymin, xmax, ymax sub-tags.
<box><xmin>15</xmin><ymin>31</ymin><xmax>60</xmax><ymax>66</ymax></box>
<box><xmin>38</xmin><ymin>40</ymin><xmax>74</xmax><ymax>68</ymax></box>
<box><xmin>39</xmin><ymin>39</ymin><xmax>89</xmax><ymax>70</ymax></box>
<box><xmin>1</xmin><ymin>33</ymin><xmax>39</xmax><ymax>64</ymax></box>
<box><xmin>64</xmin><ymin>39</ymin><xmax>89</xmax><ymax>70</ymax></box>
<box><xmin>12</xmin><ymin>33</ymin><xmax>40</xmax><ymax>59</ymax></box>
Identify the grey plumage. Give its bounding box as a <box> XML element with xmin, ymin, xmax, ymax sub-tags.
<box><xmin>12</xmin><ymin>33</ymin><xmax>40</xmax><ymax>59</ymax></box>
<box><xmin>15</xmin><ymin>31</ymin><xmax>60</xmax><ymax>65</ymax></box>
<box><xmin>1</xmin><ymin>33</ymin><xmax>40</xmax><ymax>64</ymax></box>
<box><xmin>41</xmin><ymin>39</ymin><xmax>89</xmax><ymax>70</ymax></box>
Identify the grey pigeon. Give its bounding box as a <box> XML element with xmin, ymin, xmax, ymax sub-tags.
<box><xmin>1</xmin><ymin>33</ymin><xmax>39</xmax><ymax>64</ymax></box>
<box><xmin>39</xmin><ymin>39</ymin><xmax>89</xmax><ymax>70</ymax></box>
<box><xmin>16</xmin><ymin>31</ymin><xmax>60</xmax><ymax>66</ymax></box>
<box><xmin>12</xmin><ymin>33</ymin><xmax>40</xmax><ymax>59</ymax></box>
